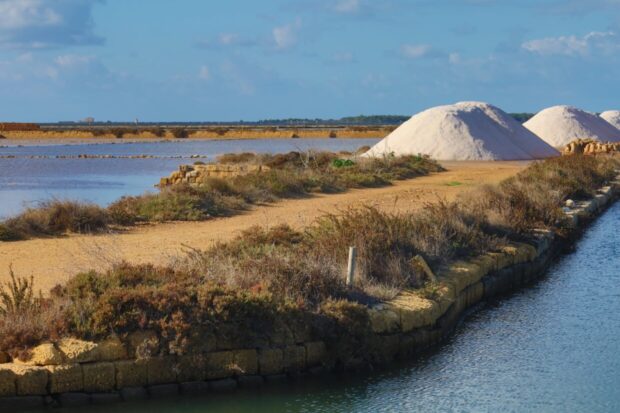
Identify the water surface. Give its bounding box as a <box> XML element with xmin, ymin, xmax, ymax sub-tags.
<box><xmin>0</xmin><ymin>139</ymin><xmax>379</xmax><ymax>218</ymax></box>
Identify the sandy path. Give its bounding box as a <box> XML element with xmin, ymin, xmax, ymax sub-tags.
<box><xmin>0</xmin><ymin>161</ymin><xmax>526</xmax><ymax>292</ymax></box>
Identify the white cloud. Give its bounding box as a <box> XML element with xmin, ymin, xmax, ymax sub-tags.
<box><xmin>400</xmin><ymin>44</ymin><xmax>432</xmax><ymax>59</ymax></box>
<box><xmin>522</xmin><ymin>31</ymin><xmax>619</xmax><ymax>56</ymax></box>
<box><xmin>333</xmin><ymin>0</ymin><xmax>360</xmax><ymax>13</ymax></box>
<box><xmin>198</xmin><ymin>65</ymin><xmax>210</xmax><ymax>80</ymax></box>
<box><xmin>0</xmin><ymin>0</ymin><xmax>103</xmax><ymax>49</ymax></box>
<box><xmin>55</xmin><ymin>54</ymin><xmax>95</xmax><ymax>67</ymax></box>
<box><xmin>0</xmin><ymin>0</ymin><xmax>62</xmax><ymax>29</ymax></box>
<box><xmin>273</xmin><ymin>18</ymin><xmax>302</xmax><ymax>50</ymax></box>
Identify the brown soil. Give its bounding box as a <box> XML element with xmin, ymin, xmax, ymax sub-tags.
<box><xmin>0</xmin><ymin>161</ymin><xmax>527</xmax><ymax>293</ymax></box>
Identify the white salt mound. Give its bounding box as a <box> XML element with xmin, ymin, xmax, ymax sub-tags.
<box><xmin>364</xmin><ymin>101</ymin><xmax>559</xmax><ymax>161</ymax></box>
<box><xmin>523</xmin><ymin>105</ymin><xmax>620</xmax><ymax>148</ymax></box>
<box><xmin>600</xmin><ymin>110</ymin><xmax>620</xmax><ymax>130</ymax></box>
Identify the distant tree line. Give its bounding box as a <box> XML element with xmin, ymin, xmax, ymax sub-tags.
<box><xmin>40</xmin><ymin>113</ymin><xmax>535</xmax><ymax>128</ymax></box>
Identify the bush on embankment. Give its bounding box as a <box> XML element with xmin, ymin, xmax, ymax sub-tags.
<box><xmin>0</xmin><ymin>154</ymin><xmax>618</xmax><ymax>355</ymax></box>
<box><xmin>0</xmin><ymin>200</ymin><xmax>109</xmax><ymax>241</ymax></box>
<box><xmin>0</xmin><ymin>150</ymin><xmax>442</xmax><ymax>237</ymax></box>
<box><xmin>107</xmin><ymin>151</ymin><xmax>443</xmax><ymax>223</ymax></box>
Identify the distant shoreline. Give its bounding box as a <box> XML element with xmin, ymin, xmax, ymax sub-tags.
<box><xmin>0</xmin><ymin>126</ymin><xmax>394</xmax><ymax>142</ymax></box>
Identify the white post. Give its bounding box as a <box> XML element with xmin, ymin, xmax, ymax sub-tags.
<box><xmin>346</xmin><ymin>246</ymin><xmax>357</xmax><ymax>287</ymax></box>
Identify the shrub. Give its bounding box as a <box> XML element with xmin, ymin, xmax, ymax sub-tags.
<box><xmin>0</xmin><ymin>224</ymin><xmax>22</xmax><ymax>241</ymax></box>
<box><xmin>0</xmin><ymin>268</ymin><xmax>65</xmax><ymax>355</ymax></box>
<box><xmin>1</xmin><ymin>200</ymin><xmax>109</xmax><ymax>239</ymax></box>
<box><xmin>169</xmin><ymin>128</ymin><xmax>189</xmax><ymax>139</ymax></box>
<box><xmin>216</xmin><ymin>152</ymin><xmax>257</xmax><ymax>164</ymax></box>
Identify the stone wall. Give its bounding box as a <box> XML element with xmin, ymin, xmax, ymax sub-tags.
<box><xmin>563</xmin><ymin>139</ymin><xmax>620</xmax><ymax>155</ymax></box>
<box><xmin>0</xmin><ymin>176</ymin><xmax>617</xmax><ymax>410</ymax></box>
<box><xmin>158</xmin><ymin>163</ymin><xmax>270</xmax><ymax>187</ymax></box>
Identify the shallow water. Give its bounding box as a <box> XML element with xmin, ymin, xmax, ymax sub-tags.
<box><xmin>29</xmin><ymin>201</ymin><xmax>620</xmax><ymax>413</ymax></box>
<box><xmin>0</xmin><ymin>139</ymin><xmax>379</xmax><ymax>218</ymax></box>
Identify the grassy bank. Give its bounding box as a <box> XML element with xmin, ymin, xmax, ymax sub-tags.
<box><xmin>0</xmin><ymin>155</ymin><xmax>617</xmax><ymax>356</ymax></box>
<box><xmin>0</xmin><ymin>150</ymin><xmax>442</xmax><ymax>240</ymax></box>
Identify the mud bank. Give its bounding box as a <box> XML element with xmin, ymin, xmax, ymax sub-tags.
<box><xmin>0</xmin><ymin>176</ymin><xmax>617</xmax><ymax>410</ymax></box>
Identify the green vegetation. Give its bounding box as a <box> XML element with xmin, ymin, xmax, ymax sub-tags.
<box><xmin>1</xmin><ymin>155</ymin><xmax>617</xmax><ymax>355</ymax></box>
<box><xmin>0</xmin><ymin>150</ymin><xmax>442</xmax><ymax>238</ymax></box>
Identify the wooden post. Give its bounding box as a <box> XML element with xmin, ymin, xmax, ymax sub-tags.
<box><xmin>346</xmin><ymin>246</ymin><xmax>357</xmax><ymax>287</ymax></box>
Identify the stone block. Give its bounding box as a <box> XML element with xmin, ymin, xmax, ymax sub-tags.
<box><xmin>0</xmin><ymin>365</ymin><xmax>16</xmax><ymax>397</ymax></box>
<box><xmin>83</xmin><ymin>362</ymin><xmax>115</xmax><ymax>393</ymax></box>
<box><xmin>148</xmin><ymin>383</ymin><xmax>179</xmax><ymax>398</ymax></box>
<box><xmin>233</xmin><ymin>349</ymin><xmax>258</xmax><ymax>376</ymax></box>
<box><xmin>96</xmin><ymin>336</ymin><xmax>127</xmax><ymax>361</ymax></box>
<box><xmin>145</xmin><ymin>356</ymin><xmax>177</xmax><ymax>385</ymax></box>
<box><xmin>258</xmin><ymin>348</ymin><xmax>283</xmax><ymax>375</ymax></box>
<box><xmin>209</xmin><ymin>378</ymin><xmax>237</xmax><ymax>392</ymax></box>
<box><xmin>46</xmin><ymin>364</ymin><xmax>83</xmax><ymax>394</ymax></box>
<box><xmin>368</xmin><ymin>309</ymin><xmax>400</xmax><ymax>334</ymax></box>
<box><xmin>270</xmin><ymin>321</ymin><xmax>295</xmax><ymax>346</ymax></box>
<box><xmin>398</xmin><ymin>335</ymin><xmax>416</xmax><ymax>358</ymax></box>
<box><xmin>206</xmin><ymin>351</ymin><xmax>234</xmax><ymax>380</ymax></box>
<box><xmin>0</xmin><ymin>396</ymin><xmax>44</xmax><ymax>410</ymax></box>
<box><xmin>114</xmin><ymin>359</ymin><xmax>147</xmax><ymax>389</ymax></box>
<box><xmin>58</xmin><ymin>392</ymin><xmax>89</xmax><ymax>407</ymax></box>
<box><xmin>120</xmin><ymin>386</ymin><xmax>147</xmax><ymax>401</ymax></box>
<box><xmin>305</xmin><ymin>341</ymin><xmax>327</xmax><ymax>367</ymax></box>
<box><xmin>57</xmin><ymin>338</ymin><xmax>99</xmax><ymax>363</ymax></box>
<box><xmin>283</xmin><ymin>345</ymin><xmax>306</xmax><ymax>372</ymax></box>
<box><xmin>11</xmin><ymin>365</ymin><xmax>48</xmax><ymax>395</ymax></box>
<box><xmin>179</xmin><ymin>381</ymin><xmax>209</xmax><ymax>395</ymax></box>
<box><xmin>16</xmin><ymin>343</ymin><xmax>63</xmax><ymax>366</ymax></box>
<box><xmin>390</xmin><ymin>291</ymin><xmax>442</xmax><ymax>332</ymax></box>
<box><xmin>176</xmin><ymin>353</ymin><xmax>206</xmax><ymax>382</ymax></box>
<box><xmin>90</xmin><ymin>392</ymin><xmax>121</xmax><ymax>404</ymax></box>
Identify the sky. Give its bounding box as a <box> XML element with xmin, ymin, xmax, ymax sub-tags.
<box><xmin>0</xmin><ymin>0</ymin><xmax>619</xmax><ymax>122</ymax></box>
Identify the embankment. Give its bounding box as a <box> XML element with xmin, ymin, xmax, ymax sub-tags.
<box><xmin>0</xmin><ymin>173</ymin><xmax>617</xmax><ymax>410</ymax></box>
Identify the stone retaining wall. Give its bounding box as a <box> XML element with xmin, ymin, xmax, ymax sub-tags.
<box><xmin>563</xmin><ymin>139</ymin><xmax>620</xmax><ymax>155</ymax></box>
<box><xmin>1</xmin><ymin>176</ymin><xmax>618</xmax><ymax>410</ymax></box>
<box><xmin>159</xmin><ymin>163</ymin><xmax>269</xmax><ymax>187</ymax></box>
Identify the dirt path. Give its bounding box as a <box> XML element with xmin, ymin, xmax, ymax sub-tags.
<box><xmin>0</xmin><ymin>161</ymin><xmax>527</xmax><ymax>292</ymax></box>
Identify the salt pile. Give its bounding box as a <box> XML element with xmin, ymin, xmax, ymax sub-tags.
<box><xmin>523</xmin><ymin>106</ymin><xmax>620</xmax><ymax>148</ymax></box>
<box><xmin>600</xmin><ymin>110</ymin><xmax>620</xmax><ymax>130</ymax></box>
<box><xmin>364</xmin><ymin>101</ymin><xmax>558</xmax><ymax>161</ymax></box>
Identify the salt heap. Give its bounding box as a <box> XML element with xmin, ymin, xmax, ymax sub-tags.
<box><xmin>523</xmin><ymin>105</ymin><xmax>620</xmax><ymax>148</ymax></box>
<box><xmin>600</xmin><ymin>110</ymin><xmax>620</xmax><ymax>130</ymax></box>
<box><xmin>364</xmin><ymin>101</ymin><xmax>558</xmax><ymax>161</ymax></box>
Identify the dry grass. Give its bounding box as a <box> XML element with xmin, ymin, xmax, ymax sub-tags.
<box><xmin>0</xmin><ymin>200</ymin><xmax>109</xmax><ymax>240</ymax></box>
<box><xmin>1</xmin><ymin>155</ymin><xmax>618</xmax><ymax>353</ymax></box>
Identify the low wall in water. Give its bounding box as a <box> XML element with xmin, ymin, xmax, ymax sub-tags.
<box><xmin>0</xmin><ymin>178</ymin><xmax>618</xmax><ymax>410</ymax></box>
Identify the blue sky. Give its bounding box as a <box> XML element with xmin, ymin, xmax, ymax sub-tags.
<box><xmin>0</xmin><ymin>0</ymin><xmax>619</xmax><ymax>121</ymax></box>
